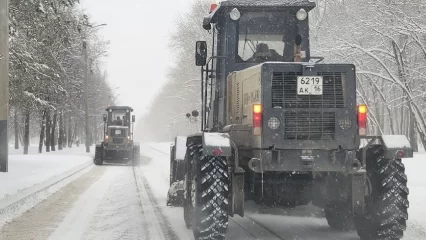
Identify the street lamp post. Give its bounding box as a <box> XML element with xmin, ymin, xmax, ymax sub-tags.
<box><xmin>0</xmin><ymin>0</ymin><xmax>9</xmax><ymax>172</ymax></box>
<box><xmin>81</xmin><ymin>23</ymin><xmax>106</xmax><ymax>153</ymax></box>
<box><xmin>83</xmin><ymin>41</ymin><xmax>90</xmax><ymax>153</ymax></box>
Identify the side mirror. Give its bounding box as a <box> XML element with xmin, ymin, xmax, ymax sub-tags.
<box><xmin>103</xmin><ymin>114</ymin><xmax>107</xmax><ymax>123</ymax></box>
<box><xmin>132</xmin><ymin>115</ymin><xmax>135</xmax><ymax>123</ymax></box>
<box><xmin>195</xmin><ymin>41</ymin><xmax>207</xmax><ymax>66</ymax></box>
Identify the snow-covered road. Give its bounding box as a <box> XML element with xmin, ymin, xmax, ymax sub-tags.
<box><xmin>142</xmin><ymin>142</ymin><xmax>426</xmax><ymax>240</ymax></box>
<box><xmin>0</xmin><ymin>144</ymin><xmax>424</xmax><ymax>240</ymax></box>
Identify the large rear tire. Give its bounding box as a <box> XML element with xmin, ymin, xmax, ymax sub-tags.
<box><xmin>170</xmin><ymin>145</ymin><xmax>176</xmax><ymax>186</ymax></box>
<box><xmin>94</xmin><ymin>145</ymin><xmax>103</xmax><ymax>165</ymax></box>
<box><xmin>355</xmin><ymin>145</ymin><xmax>409</xmax><ymax>240</ymax></box>
<box><xmin>183</xmin><ymin>144</ymin><xmax>229</xmax><ymax>240</ymax></box>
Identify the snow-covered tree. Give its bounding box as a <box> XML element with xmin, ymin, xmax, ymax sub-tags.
<box><xmin>136</xmin><ymin>0</ymin><xmax>211</xmax><ymax>142</ymax></box>
<box><xmin>8</xmin><ymin>0</ymin><xmax>115</xmax><ymax>154</ymax></box>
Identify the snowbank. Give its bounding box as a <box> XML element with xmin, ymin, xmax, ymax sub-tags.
<box><xmin>0</xmin><ymin>146</ymin><xmax>93</xmax><ymax>200</ymax></box>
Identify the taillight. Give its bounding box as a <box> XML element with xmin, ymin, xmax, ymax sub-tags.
<box><xmin>253</xmin><ymin>104</ymin><xmax>262</xmax><ymax>136</ymax></box>
<box><xmin>209</xmin><ymin>3</ymin><xmax>218</xmax><ymax>13</ymax></box>
<box><xmin>357</xmin><ymin>104</ymin><xmax>367</xmax><ymax>136</ymax></box>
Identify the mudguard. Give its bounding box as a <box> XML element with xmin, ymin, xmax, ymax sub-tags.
<box><xmin>380</xmin><ymin>135</ymin><xmax>413</xmax><ymax>159</ymax></box>
<box><xmin>175</xmin><ymin>136</ymin><xmax>188</xmax><ymax>161</ymax></box>
<box><xmin>202</xmin><ymin>132</ymin><xmax>232</xmax><ymax>157</ymax></box>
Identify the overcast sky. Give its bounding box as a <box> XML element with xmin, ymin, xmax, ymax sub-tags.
<box><xmin>79</xmin><ymin>0</ymin><xmax>194</xmax><ymax>118</ymax></box>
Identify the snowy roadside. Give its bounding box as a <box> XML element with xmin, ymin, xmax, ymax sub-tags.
<box><xmin>1</xmin><ymin>146</ymin><xmax>93</xmax><ymax>199</ymax></box>
<box><xmin>0</xmin><ymin>146</ymin><xmax>94</xmax><ymax>228</ymax></box>
<box><xmin>145</xmin><ymin>142</ymin><xmax>426</xmax><ymax>240</ymax></box>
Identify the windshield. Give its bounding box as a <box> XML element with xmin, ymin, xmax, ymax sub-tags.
<box><xmin>237</xmin><ymin>11</ymin><xmax>298</xmax><ymax>63</ymax></box>
<box><xmin>111</xmin><ymin>110</ymin><xmax>127</xmax><ymax>125</ymax></box>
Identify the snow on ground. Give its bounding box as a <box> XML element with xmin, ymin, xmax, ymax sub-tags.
<box><xmin>145</xmin><ymin>142</ymin><xmax>426</xmax><ymax>240</ymax></box>
<box><xmin>138</xmin><ymin>142</ymin><xmax>193</xmax><ymax>240</ymax></box>
<box><xmin>49</xmin><ymin>166</ymin><xmax>146</xmax><ymax>240</ymax></box>
<box><xmin>404</xmin><ymin>153</ymin><xmax>426</xmax><ymax>239</ymax></box>
<box><xmin>0</xmin><ymin>146</ymin><xmax>93</xmax><ymax>200</ymax></box>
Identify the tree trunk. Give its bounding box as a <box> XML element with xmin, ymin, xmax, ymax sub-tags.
<box><xmin>410</xmin><ymin>111</ymin><xmax>418</xmax><ymax>152</ymax></box>
<box><xmin>51</xmin><ymin>110</ymin><xmax>57</xmax><ymax>151</ymax></box>
<box><xmin>20</xmin><ymin>112</ymin><xmax>25</xmax><ymax>146</ymax></box>
<box><xmin>38</xmin><ymin>110</ymin><xmax>46</xmax><ymax>153</ymax></box>
<box><xmin>72</xmin><ymin>120</ymin><xmax>78</xmax><ymax>147</ymax></box>
<box><xmin>93</xmin><ymin>117</ymin><xmax>98</xmax><ymax>144</ymax></box>
<box><xmin>23</xmin><ymin>110</ymin><xmax>30</xmax><ymax>155</ymax></box>
<box><xmin>58</xmin><ymin>111</ymin><xmax>63</xmax><ymax>150</ymax></box>
<box><xmin>46</xmin><ymin>110</ymin><xmax>51</xmax><ymax>152</ymax></box>
<box><xmin>68</xmin><ymin>116</ymin><xmax>72</xmax><ymax>147</ymax></box>
<box><xmin>63</xmin><ymin>112</ymin><xmax>67</xmax><ymax>148</ymax></box>
<box><xmin>400</xmin><ymin>94</ymin><xmax>405</xmax><ymax>135</ymax></box>
<box><xmin>14</xmin><ymin>110</ymin><xmax>19</xmax><ymax>149</ymax></box>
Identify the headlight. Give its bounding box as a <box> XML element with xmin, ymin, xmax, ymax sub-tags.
<box><xmin>296</xmin><ymin>8</ymin><xmax>308</xmax><ymax>21</ymax></box>
<box><xmin>339</xmin><ymin>117</ymin><xmax>352</xmax><ymax>130</ymax></box>
<box><xmin>268</xmin><ymin>117</ymin><xmax>281</xmax><ymax>130</ymax></box>
<box><xmin>230</xmin><ymin>8</ymin><xmax>241</xmax><ymax>21</ymax></box>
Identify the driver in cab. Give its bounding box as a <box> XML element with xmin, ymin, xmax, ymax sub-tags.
<box><xmin>113</xmin><ymin>116</ymin><xmax>123</xmax><ymax>125</ymax></box>
<box><xmin>245</xmin><ymin>43</ymin><xmax>283</xmax><ymax>63</ymax></box>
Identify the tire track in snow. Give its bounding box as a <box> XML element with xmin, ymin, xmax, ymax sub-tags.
<box><xmin>133</xmin><ymin>164</ymin><xmax>179</xmax><ymax>240</ymax></box>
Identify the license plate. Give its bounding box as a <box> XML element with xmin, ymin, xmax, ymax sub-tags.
<box><xmin>297</xmin><ymin>76</ymin><xmax>323</xmax><ymax>95</ymax></box>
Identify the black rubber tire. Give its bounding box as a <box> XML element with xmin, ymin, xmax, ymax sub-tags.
<box><xmin>355</xmin><ymin>145</ymin><xmax>409</xmax><ymax>240</ymax></box>
<box><xmin>132</xmin><ymin>145</ymin><xmax>140</xmax><ymax>166</ymax></box>
<box><xmin>94</xmin><ymin>146</ymin><xmax>103</xmax><ymax>165</ymax></box>
<box><xmin>170</xmin><ymin>145</ymin><xmax>175</xmax><ymax>186</ymax></box>
<box><xmin>184</xmin><ymin>144</ymin><xmax>196</xmax><ymax>229</ymax></box>
<box><xmin>325</xmin><ymin>201</ymin><xmax>354</xmax><ymax>231</ymax></box>
<box><xmin>183</xmin><ymin>144</ymin><xmax>229</xmax><ymax>240</ymax></box>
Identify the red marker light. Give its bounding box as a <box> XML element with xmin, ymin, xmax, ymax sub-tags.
<box><xmin>209</xmin><ymin>3</ymin><xmax>218</xmax><ymax>13</ymax></box>
<box><xmin>396</xmin><ymin>150</ymin><xmax>405</xmax><ymax>159</ymax></box>
<box><xmin>212</xmin><ymin>148</ymin><xmax>223</xmax><ymax>156</ymax></box>
<box><xmin>253</xmin><ymin>104</ymin><xmax>262</xmax><ymax>136</ymax></box>
<box><xmin>357</xmin><ymin>104</ymin><xmax>367</xmax><ymax>136</ymax></box>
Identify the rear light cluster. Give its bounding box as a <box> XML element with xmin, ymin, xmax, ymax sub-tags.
<box><xmin>253</xmin><ymin>104</ymin><xmax>262</xmax><ymax>136</ymax></box>
<box><xmin>357</xmin><ymin>104</ymin><xmax>367</xmax><ymax>136</ymax></box>
<box><xmin>251</xmin><ymin>103</ymin><xmax>369</xmax><ymax>137</ymax></box>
